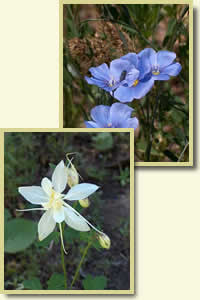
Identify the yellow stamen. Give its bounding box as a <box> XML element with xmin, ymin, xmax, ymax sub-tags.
<box><xmin>49</xmin><ymin>190</ymin><xmax>55</xmax><ymax>206</ymax></box>
<box><xmin>53</xmin><ymin>200</ymin><xmax>63</xmax><ymax>209</ymax></box>
<box><xmin>107</xmin><ymin>123</ymin><xmax>112</xmax><ymax>127</ymax></box>
<box><xmin>108</xmin><ymin>77</ymin><xmax>115</xmax><ymax>87</ymax></box>
<box><xmin>133</xmin><ymin>79</ymin><xmax>139</xmax><ymax>87</ymax></box>
<box><xmin>43</xmin><ymin>189</ymin><xmax>63</xmax><ymax>210</ymax></box>
<box><xmin>152</xmin><ymin>71</ymin><xmax>160</xmax><ymax>75</ymax></box>
<box><xmin>43</xmin><ymin>190</ymin><xmax>55</xmax><ymax>209</ymax></box>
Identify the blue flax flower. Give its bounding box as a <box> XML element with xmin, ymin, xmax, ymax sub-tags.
<box><xmin>85</xmin><ymin>103</ymin><xmax>139</xmax><ymax>129</ymax></box>
<box><xmin>138</xmin><ymin>48</ymin><xmax>182</xmax><ymax>80</ymax></box>
<box><xmin>85</xmin><ymin>58</ymin><xmax>130</xmax><ymax>93</ymax></box>
<box><xmin>113</xmin><ymin>52</ymin><xmax>155</xmax><ymax>103</ymax></box>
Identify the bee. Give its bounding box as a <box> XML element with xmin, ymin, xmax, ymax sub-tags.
<box><xmin>120</xmin><ymin>70</ymin><xmax>127</xmax><ymax>82</ymax></box>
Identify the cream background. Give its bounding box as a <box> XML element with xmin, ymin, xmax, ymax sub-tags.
<box><xmin>0</xmin><ymin>0</ymin><xmax>59</xmax><ymax>128</ymax></box>
<box><xmin>1</xmin><ymin>0</ymin><xmax>200</xmax><ymax>299</ymax></box>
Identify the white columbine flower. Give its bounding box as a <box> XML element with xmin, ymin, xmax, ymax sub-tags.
<box><xmin>18</xmin><ymin>160</ymin><xmax>103</xmax><ymax>254</ymax></box>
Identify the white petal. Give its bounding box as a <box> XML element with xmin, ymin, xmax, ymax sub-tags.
<box><xmin>38</xmin><ymin>209</ymin><xmax>56</xmax><ymax>241</ymax></box>
<box><xmin>18</xmin><ymin>186</ymin><xmax>49</xmax><ymax>205</ymax></box>
<box><xmin>64</xmin><ymin>207</ymin><xmax>90</xmax><ymax>231</ymax></box>
<box><xmin>41</xmin><ymin>177</ymin><xmax>52</xmax><ymax>196</ymax></box>
<box><xmin>53</xmin><ymin>206</ymin><xmax>65</xmax><ymax>223</ymax></box>
<box><xmin>64</xmin><ymin>183</ymin><xmax>99</xmax><ymax>201</ymax></box>
<box><xmin>52</xmin><ymin>160</ymin><xmax>68</xmax><ymax>193</ymax></box>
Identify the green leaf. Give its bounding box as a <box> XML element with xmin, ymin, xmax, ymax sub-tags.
<box><xmin>5</xmin><ymin>218</ymin><xmax>37</xmax><ymax>253</ymax></box>
<box><xmin>170</xmin><ymin>110</ymin><xmax>183</xmax><ymax>124</ymax></box>
<box><xmin>92</xmin><ymin>133</ymin><xmax>113</xmax><ymax>151</ymax></box>
<box><xmin>83</xmin><ymin>275</ymin><xmax>107</xmax><ymax>290</ymax></box>
<box><xmin>63</xmin><ymin>226</ymin><xmax>80</xmax><ymax>244</ymax></box>
<box><xmin>79</xmin><ymin>231</ymin><xmax>91</xmax><ymax>242</ymax></box>
<box><xmin>36</xmin><ymin>231</ymin><xmax>60</xmax><ymax>248</ymax></box>
<box><xmin>23</xmin><ymin>277</ymin><xmax>42</xmax><ymax>290</ymax></box>
<box><xmin>47</xmin><ymin>273</ymin><xmax>65</xmax><ymax>290</ymax></box>
<box><xmin>49</xmin><ymin>163</ymin><xmax>56</xmax><ymax>171</ymax></box>
<box><xmin>86</xmin><ymin>167</ymin><xmax>107</xmax><ymax>181</ymax></box>
<box><xmin>166</xmin><ymin>18</ymin><xmax>176</xmax><ymax>36</ymax></box>
<box><xmin>79</xmin><ymin>231</ymin><xmax>102</xmax><ymax>251</ymax></box>
<box><xmin>136</xmin><ymin>140</ymin><xmax>147</xmax><ymax>152</ymax></box>
<box><xmin>4</xmin><ymin>208</ymin><xmax>11</xmax><ymax>222</ymax></box>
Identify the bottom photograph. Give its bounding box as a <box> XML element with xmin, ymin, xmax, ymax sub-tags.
<box><xmin>2</xmin><ymin>129</ymin><xmax>134</xmax><ymax>294</ymax></box>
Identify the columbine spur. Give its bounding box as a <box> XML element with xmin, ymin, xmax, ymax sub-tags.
<box><xmin>85</xmin><ymin>103</ymin><xmax>139</xmax><ymax>128</ymax></box>
<box><xmin>17</xmin><ymin>160</ymin><xmax>106</xmax><ymax>253</ymax></box>
<box><xmin>66</xmin><ymin>155</ymin><xmax>90</xmax><ymax>208</ymax></box>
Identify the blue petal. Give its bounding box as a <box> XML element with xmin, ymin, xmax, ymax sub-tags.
<box><xmin>130</xmin><ymin>78</ymin><xmax>154</xmax><ymax>99</ymax></box>
<box><xmin>137</xmin><ymin>49</ymin><xmax>153</xmax><ymax>80</ymax></box>
<box><xmin>109</xmin><ymin>103</ymin><xmax>133</xmax><ymax>126</ymax></box>
<box><xmin>89</xmin><ymin>63</ymin><xmax>111</xmax><ymax>81</ymax></box>
<box><xmin>110</xmin><ymin>58</ymin><xmax>130</xmax><ymax>82</ymax></box>
<box><xmin>90</xmin><ymin>105</ymin><xmax>110</xmax><ymax>127</ymax></box>
<box><xmin>157</xmin><ymin>51</ymin><xmax>176</xmax><ymax>69</ymax></box>
<box><xmin>85</xmin><ymin>76</ymin><xmax>104</xmax><ymax>87</ymax></box>
<box><xmin>125</xmin><ymin>67</ymin><xmax>140</xmax><ymax>87</ymax></box>
<box><xmin>114</xmin><ymin>86</ymin><xmax>137</xmax><ymax>102</ymax></box>
<box><xmin>162</xmin><ymin>62</ymin><xmax>182</xmax><ymax>76</ymax></box>
<box><xmin>140</xmin><ymin>72</ymin><xmax>152</xmax><ymax>82</ymax></box>
<box><xmin>152</xmin><ymin>74</ymin><xmax>170</xmax><ymax>80</ymax></box>
<box><xmin>138</xmin><ymin>48</ymin><xmax>157</xmax><ymax>69</ymax></box>
<box><xmin>120</xmin><ymin>53</ymin><xmax>138</xmax><ymax>68</ymax></box>
<box><xmin>126</xmin><ymin>117</ymin><xmax>139</xmax><ymax>129</ymax></box>
<box><xmin>84</xmin><ymin>121</ymin><xmax>99</xmax><ymax>128</ymax></box>
<box><xmin>85</xmin><ymin>76</ymin><xmax>112</xmax><ymax>92</ymax></box>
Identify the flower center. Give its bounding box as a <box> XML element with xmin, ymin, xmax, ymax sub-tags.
<box><xmin>152</xmin><ymin>67</ymin><xmax>160</xmax><ymax>75</ymax></box>
<box><xmin>108</xmin><ymin>78</ymin><xmax>116</xmax><ymax>87</ymax></box>
<box><xmin>107</xmin><ymin>123</ymin><xmax>112</xmax><ymax>127</ymax></box>
<box><xmin>133</xmin><ymin>79</ymin><xmax>139</xmax><ymax>87</ymax></box>
<box><xmin>43</xmin><ymin>189</ymin><xmax>63</xmax><ymax>210</ymax></box>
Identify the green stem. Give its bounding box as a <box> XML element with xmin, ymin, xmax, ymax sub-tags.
<box><xmin>73</xmin><ymin>201</ymin><xmax>78</xmax><ymax>210</ymax></box>
<box><xmin>177</xmin><ymin>141</ymin><xmax>189</xmax><ymax>162</ymax></box>
<box><xmin>168</xmin><ymin>5</ymin><xmax>189</xmax><ymax>50</ymax></box>
<box><xmin>138</xmin><ymin>101</ymin><xmax>147</xmax><ymax>124</ymax></box>
<box><xmin>145</xmin><ymin>85</ymin><xmax>160</xmax><ymax>162</ymax></box>
<box><xmin>152</xmin><ymin>5</ymin><xmax>161</xmax><ymax>42</ymax></box>
<box><xmin>60</xmin><ymin>224</ymin><xmax>67</xmax><ymax>289</ymax></box>
<box><xmin>70</xmin><ymin>240</ymin><xmax>93</xmax><ymax>288</ymax></box>
<box><xmin>145</xmin><ymin>96</ymin><xmax>150</xmax><ymax>141</ymax></box>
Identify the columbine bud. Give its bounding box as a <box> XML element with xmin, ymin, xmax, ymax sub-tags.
<box><xmin>66</xmin><ymin>161</ymin><xmax>79</xmax><ymax>187</ymax></box>
<box><xmin>98</xmin><ymin>233</ymin><xmax>111</xmax><ymax>250</ymax></box>
<box><xmin>79</xmin><ymin>198</ymin><xmax>90</xmax><ymax>208</ymax></box>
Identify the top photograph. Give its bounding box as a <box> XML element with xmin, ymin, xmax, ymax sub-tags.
<box><xmin>61</xmin><ymin>2</ymin><xmax>192</xmax><ymax>165</ymax></box>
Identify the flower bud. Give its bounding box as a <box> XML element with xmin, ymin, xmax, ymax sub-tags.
<box><xmin>79</xmin><ymin>198</ymin><xmax>90</xmax><ymax>208</ymax></box>
<box><xmin>67</xmin><ymin>162</ymin><xmax>79</xmax><ymax>187</ymax></box>
<box><xmin>98</xmin><ymin>233</ymin><xmax>111</xmax><ymax>250</ymax></box>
